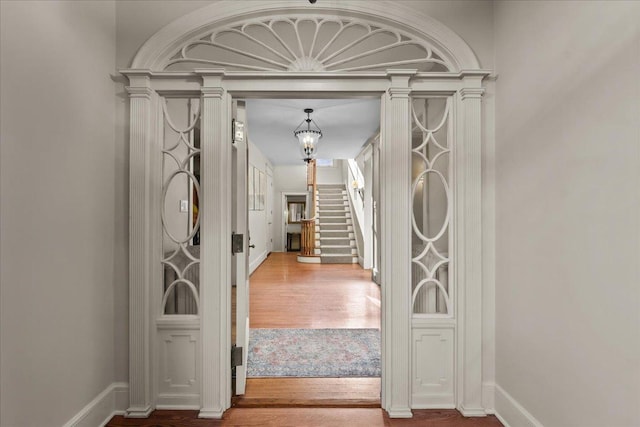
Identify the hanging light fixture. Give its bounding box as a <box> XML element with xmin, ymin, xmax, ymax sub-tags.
<box><xmin>293</xmin><ymin>108</ymin><xmax>322</xmax><ymax>163</ymax></box>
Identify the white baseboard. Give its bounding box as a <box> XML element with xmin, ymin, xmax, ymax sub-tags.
<box><xmin>387</xmin><ymin>408</ymin><xmax>413</xmax><ymax>418</ymax></box>
<box><xmin>495</xmin><ymin>384</ymin><xmax>544</xmax><ymax>427</ymax></box>
<box><xmin>482</xmin><ymin>381</ymin><xmax>495</xmax><ymax>414</ymax></box>
<box><xmin>249</xmin><ymin>250</ymin><xmax>268</xmax><ymax>274</ymax></box>
<box><xmin>62</xmin><ymin>382</ymin><xmax>129</xmax><ymax>427</ymax></box>
<box><xmin>198</xmin><ymin>408</ymin><xmax>225</xmax><ymax>419</ymax></box>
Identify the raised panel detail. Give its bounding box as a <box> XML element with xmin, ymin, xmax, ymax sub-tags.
<box><xmin>159</xmin><ymin>329</ymin><xmax>199</xmax><ymax>398</ymax></box>
<box><xmin>411</xmin><ymin>327</ymin><xmax>454</xmax><ymax>408</ymax></box>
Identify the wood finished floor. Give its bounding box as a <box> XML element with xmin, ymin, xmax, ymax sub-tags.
<box><xmin>249</xmin><ymin>252</ymin><xmax>380</xmax><ymax>329</ymax></box>
<box><xmin>238</xmin><ymin>252</ymin><xmax>381</xmax><ymax>407</ymax></box>
<box><xmin>106</xmin><ymin>409</ymin><xmax>503</xmax><ymax>426</ymax></box>
<box><xmin>107</xmin><ymin>253</ymin><xmax>503</xmax><ymax>426</ymax></box>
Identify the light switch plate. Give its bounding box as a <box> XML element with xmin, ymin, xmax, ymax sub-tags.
<box><xmin>180</xmin><ymin>200</ymin><xmax>189</xmax><ymax>213</ymax></box>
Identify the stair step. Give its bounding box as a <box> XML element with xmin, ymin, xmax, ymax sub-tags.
<box><xmin>319</xmin><ymin>224</ymin><xmax>351</xmax><ymax>231</ymax></box>
<box><xmin>321</xmin><ymin>246</ymin><xmax>356</xmax><ymax>255</ymax></box>
<box><xmin>320</xmin><ymin>237</ymin><xmax>353</xmax><ymax>245</ymax></box>
<box><xmin>316</xmin><ymin>194</ymin><xmax>347</xmax><ymax>203</ymax></box>
<box><xmin>317</xmin><ymin>188</ymin><xmax>345</xmax><ymax>193</ymax></box>
<box><xmin>319</xmin><ymin>217</ymin><xmax>349</xmax><ymax>224</ymax></box>
<box><xmin>317</xmin><ymin>184</ymin><xmax>345</xmax><ymax>189</ymax></box>
<box><xmin>318</xmin><ymin>210</ymin><xmax>347</xmax><ymax>216</ymax></box>
<box><xmin>319</xmin><ymin>231</ymin><xmax>351</xmax><ymax>238</ymax></box>
<box><xmin>320</xmin><ymin>254</ymin><xmax>358</xmax><ymax>264</ymax></box>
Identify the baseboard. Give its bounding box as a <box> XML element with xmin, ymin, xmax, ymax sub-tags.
<box><xmin>198</xmin><ymin>408</ymin><xmax>225</xmax><ymax>419</ymax></box>
<box><xmin>482</xmin><ymin>381</ymin><xmax>495</xmax><ymax>414</ymax></box>
<box><xmin>386</xmin><ymin>408</ymin><xmax>413</xmax><ymax>418</ymax></box>
<box><xmin>62</xmin><ymin>382</ymin><xmax>129</xmax><ymax>427</ymax></box>
<box><xmin>495</xmin><ymin>384</ymin><xmax>544</xmax><ymax>427</ymax></box>
<box><xmin>249</xmin><ymin>250</ymin><xmax>268</xmax><ymax>274</ymax></box>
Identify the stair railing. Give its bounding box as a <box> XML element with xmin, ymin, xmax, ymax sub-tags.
<box><xmin>301</xmin><ymin>159</ymin><xmax>317</xmax><ymax>256</ymax></box>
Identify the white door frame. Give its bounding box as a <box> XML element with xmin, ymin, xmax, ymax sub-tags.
<box><xmin>281</xmin><ymin>192</ymin><xmax>309</xmax><ymax>252</ymax></box>
<box><xmin>122</xmin><ymin>0</ymin><xmax>489</xmax><ymax>420</ymax></box>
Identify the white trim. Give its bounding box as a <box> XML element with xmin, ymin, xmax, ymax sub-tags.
<box><xmin>62</xmin><ymin>383</ymin><xmax>129</xmax><ymax>427</ymax></box>
<box><xmin>123</xmin><ymin>3</ymin><xmax>489</xmax><ymax>419</ymax></box>
<box><xmin>199</xmin><ymin>77</ymin><xmax>232</xmax><ymax>418</ymax></box>
<box><xmin>131</xmin><ymin>1</ymin><xmax>480</xmax><ymax>71</ymax></box>
<box><xmin>482</xmin><ymin>382</ymin><xmax>496</xmax><ymax>414</ymax></box>
<box><xmin>249</xmin><ymin>249</ymin><xmax>268</xmax><ymax>274</ymax></box>
<box><xmin>297</xmin><ymin>255</ymin><xmax>322</xmax><ymax>264</ymax></box>
<box><xmin>495</xmin><ymin>384</ymin><xmax>544</xmax><ymax>427</ymax></box>
<box><xmin>281</xmin><ymin>191</ymin><xmax>309</xmax><ymax>252</ymax></box>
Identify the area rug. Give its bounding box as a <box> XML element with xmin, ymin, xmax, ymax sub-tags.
<box><xmin>247</xmin><ymin>328</ymin><xmax>381</xmax><ymax>377</ymax></box>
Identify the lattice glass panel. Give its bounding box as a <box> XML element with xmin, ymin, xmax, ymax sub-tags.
<box><xmin>410</xmin><ymin>97</ymin><xmax>452</xmax><ymax>317</ymax></box>
<box><xmin>164</xmin><ymin>16</ymin><xmax>451</xmax><ymax>72</ymax></box>
<box><xmin>161</xmin><ymin>98</ymin><xmax>201</xmax><ymax>315</ymax></box>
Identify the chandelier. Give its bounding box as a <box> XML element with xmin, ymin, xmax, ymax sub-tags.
<box><xmin>293</xmin><ymin>108</ymin><xmax>322</xmax><ymax>163</ymax></box>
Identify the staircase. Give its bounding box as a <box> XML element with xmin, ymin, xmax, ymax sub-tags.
<box><xmin>316</xmin><ymin>185</ymin><xmax>358</xmax><ymax>264</ymax></box>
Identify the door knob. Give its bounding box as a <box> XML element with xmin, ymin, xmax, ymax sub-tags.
<box><xmin>249</xmin><ymin>244</ymin><xmax>256</xmax><ymax>248</ymax></box>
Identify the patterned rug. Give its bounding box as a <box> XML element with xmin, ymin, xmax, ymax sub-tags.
<box><xmin>247</xmin><ymin>328</ymin><xmax>381</xmax><ymax>377</ymax></box>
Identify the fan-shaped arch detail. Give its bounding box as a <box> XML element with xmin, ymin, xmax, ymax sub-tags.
<box><xmin>163</xmin><ymin>16</ymin><xmax>453</xmax><ymax>73</ymax></box>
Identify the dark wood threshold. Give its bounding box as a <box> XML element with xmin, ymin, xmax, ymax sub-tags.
<box><xmin>233</xmin><ymin>378</ymin><xmax>381</xmax><ymax>408</ymax></box>
<box><xmin>232</xmin><ymin>397</ymin><xmax>380</xmax><ymax>408</ymax></box>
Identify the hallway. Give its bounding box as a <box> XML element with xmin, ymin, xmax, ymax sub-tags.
<box><xmin>236</xmin><ymin>252</ymin><xmax>381</xmax><ymax>407</ymax></box>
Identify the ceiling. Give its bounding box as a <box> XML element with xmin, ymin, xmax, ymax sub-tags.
<box><xmin>246</xmin><ymin>99</ymin><xmax>380</xmax><ymax>165</ymax></box>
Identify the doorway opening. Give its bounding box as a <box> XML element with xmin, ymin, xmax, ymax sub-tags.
<box><xmin>231</xmin><ymin>97</ymin><xmax>382</xmax><ymax>407</ymax></box>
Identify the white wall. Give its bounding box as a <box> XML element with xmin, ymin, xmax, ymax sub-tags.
<box><xmin>0</xmin><ymin>2</ymin><xmax>118</xmax><ymax>426</ymax></box>
<box><xmin>494</xmin><ymin>2</ymin><xmax>640</xmax><ymax>426</ymax></box>
<box><xmin>316</xmin><ymin>159</ymin><xmax>345</xmax><ymax>184</ymax></box>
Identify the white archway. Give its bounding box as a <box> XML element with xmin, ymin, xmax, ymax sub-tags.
<box><xmin>122</xmin><ymin>0</ymin><xmax>489</xmax><ymax>420</ymax></box>
<box><xmin>131</xmin><ymin>1</ymin><xmax>480</xmax><ymax>72</ymax></box>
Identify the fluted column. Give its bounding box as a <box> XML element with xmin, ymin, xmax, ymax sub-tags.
<box><xmin>457</xmin><ymin>80</ymin><xmax>485</xmax><ymax>416</ymax></box>
<box><xmin>199</xmin><ymin>71</ymin><xmax>231</xmax><ymax>418</ymax></box>
<box><xmin>381</xmin><ymin>70</ymin><xmax>414</xmax><ymax>418</ymax></box>
<box><xmin>125</xmin><ymin>71</ymin><xmax>155</xmax><ymax>418</ymax></box>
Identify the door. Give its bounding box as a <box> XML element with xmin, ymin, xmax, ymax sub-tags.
<box><xmin>266</xmin><ymin>171</ymin><xmax>273</xmax><ymax>253</ymax></box>
<box><xmin>232</xmin><ymin>101</ymin><xmax>250</xmax><ymax>394</ymax></box>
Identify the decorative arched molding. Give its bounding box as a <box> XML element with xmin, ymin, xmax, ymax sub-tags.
<box><xmin>131</xmin><ymin>1</ymin><xmax>481</xmax><ymax>72</ymax></box>
<box><xmin>123</xmin><ymin>1</ymin><xmax>490</xmax><ymax>420</ymax></box>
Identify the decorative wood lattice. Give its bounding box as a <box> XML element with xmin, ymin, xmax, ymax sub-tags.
<box><xmin>410</xmin><ymin>97</ymin><xmax>452</xmax><ymax>317</ymax></box>
<box><xmin>161</xmin><ymin>98</ymin><xmax>201</xmax><ymax>315</ymax></box>
<box><xmin>164</xmin><ymin>16</ymin><xmax>452</xmax><ymax>72</ymax></box>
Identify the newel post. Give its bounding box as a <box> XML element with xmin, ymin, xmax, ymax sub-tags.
<box><xmin>124</xmin><ymin>70</ymin><xmax>157</xmax><ymax>418</ymax></box>
<box><xmin>381</xmin><ymin>70</ymin><xmax>415</xmax><ymax>418</ymax></box>
<box><xmin>456</xmin><ymin>77</ymin><xmax>485</xmax><ymax>416</ymax></box>
<box><xmin>198</xmin><ymin>70</ymin><xmax>232</xmax><ymax>418</ymax></box>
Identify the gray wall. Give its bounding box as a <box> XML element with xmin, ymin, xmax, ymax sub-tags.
<box><xmin>0</xmin><ymin>1</ymin><xmax>118</xmax><ymax>426</ymax></box>
<box><xmin>494</xmin><ymin>2</ymin><xmax>640</xmax><ymax>426</ymax></box>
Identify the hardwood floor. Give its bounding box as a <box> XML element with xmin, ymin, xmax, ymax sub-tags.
<box><xmin>233</xmin><ymin>378</ymin><xmax>381</xmax><ymax>408</ymax></box>
<box><xmin>237</xmin><ymin>252</ymin><xmax>381</xmax><ymax>407</ymax></box>
<box><xmin>106</xmin><ymin>409</ymin><xmax>504</xmax><ymax>426</ymax></box>
<box><xmin>106</xmin><ymin>253</ymin><xmax>503</xmax><ymax>425</ymax></box>
<box><xmin>248</xmin><ymin>252</ymin><xmax>380</xmax><ymax>329</ymax></box>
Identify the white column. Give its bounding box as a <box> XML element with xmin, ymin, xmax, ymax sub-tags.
<box><xmin>199</xmin><ymin>71</ymin><xmax>231</xmax><ymax>418</ymax></box>
<box><xmin>381</xmin><ymin>70</ymin><xmax>414</xmax><ymax>418</ymax></box>
<box><xmin>456</xmin><ymin>80</ymin><xmax>485</xmax><ymax>416</ymax></box>
<box><xmin>125</xmin><ymin>71</ymin><xmax>155</xmax><ymax>418</ymax></box>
